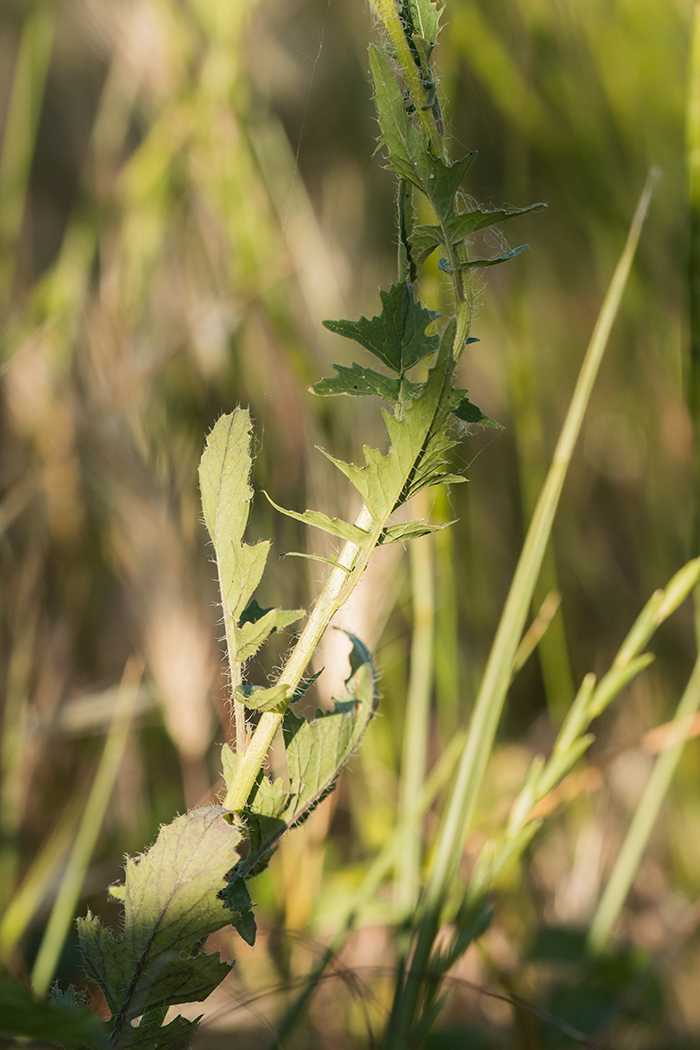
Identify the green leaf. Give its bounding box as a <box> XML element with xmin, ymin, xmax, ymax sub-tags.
<box><xmin>220</xmin><ymin>875</ymin><xmax>257</xmax><ymax>947</ymax></box>
<box><xmin>241</xmin><ymin>771</ymin><xmax>288</xmax><ymax>869</ymax></box>
<box><xmin>282</xmin><ymin>632</ymin><xmax>378</xmax><ymax>827</ymax></box>
<box><xmin>380</xmin><ymin>518</ymin><xmax>452</xmax><ymax>544</ymax></box>
<box><xmin>450</xmin><ymin>390</ymin><xmax>501</xmax><ymax>429</ymax></box>
<box><xmin>0</xmin><ymin>975</ymin><xmax>108</xmax><ymax>1048</ymax></box>
<box><xmin>234</xmin><ymin>683</ymin><xmax>292</xmax><ymax>713</ymax></box>
<box><xmin>440</xmin><ymin>244</ymin><xmax>529</xmax><ymax>272</ymax></box>
<box><xmin>236</xmin><ymin>602</ymin><xmax>304</xmax><ymax>663</ymax></box>
<box><xmin>401</xmin><ymin>0</ymin><xmax>442</xmax><ymax>47</ymax></box>
<box><xmin>113</xmin><ymin>1015</ymin><xmax>196</xmax><ymax>1050</ymax></box>
<box><xmin>265</xmin><ymin>491</ymin><xmax>372</xmax><ymax>545</ymax></box>
<box><xmin>410</xmin><ymin>202</ymin><xmax>546</xmax><ymax>266</ymax></box>
<box><xmin>312</xmin><ymin>362</ymin><xmax>423</xmax><ymax>402</ymax></box>
<box><xmin>78</xmin><ymin>807</ymin><xmax>243</xmax><ymax>1045</ymax></box>
<box><xmin>322</xmin><ymin>282</ymin><xmax>439</xmax><ymax>376</ymax></box>
<box><xmin>199</xmin><ymin>410</ymin><xmax>270</xmax><ymax>670</ymax></box>
<box><xmin>319</xmin><ymin>320</ymin><xmax>464</xmax><ymax>523</ymax></box>
<box><xmin>370</xmin><ymin>47</ymin><xmax>475</xmax><ymax>221</ymax></box>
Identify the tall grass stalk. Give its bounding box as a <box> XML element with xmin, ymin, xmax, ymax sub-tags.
<box><xmin>0</xmin><ymin>3</ymin><xmax>55</xmax><ymax>312</ymax></box>
<box><xmin>0</xmin><ymin>561</ymin><xmax>41</xmax><ymax>914</ymax></box>
<box><xmin>390</xmin><ymin>170</ymin><xmax>658</xmax><ymax>1041</ymax></box>
<box><xmin>396</xmin><ymin>492</ymin><xmax>435</xmax><ymax>915</ymax></box>
<box><xmin>588</xmin><ymin>648</ymin><xmax>700</xmax><ymax>951</ymax></box>
<box><xmin>0</xmin><ymin>803</ymin><xmax>77</xmax><ymax>964</ymax></box>
<box><xmin>688</xmin><ymin>0</ymin><xmax>700</xmax><ymax>560</ymax></box>
<box><xmin>30</xmin><ymin>661</ymin><xmax>142</xmax><ymax>996</ymax></box>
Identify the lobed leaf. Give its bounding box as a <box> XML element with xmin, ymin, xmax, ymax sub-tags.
<box><xmin>318</xmin><ymin>321</ymin><xmax>463</xmax><ymax>525</ymax></box>
<box><xmin>221</xmin><ymin>636</ymin><xmax>377</xmax><ymax>946</ymax></box>
<box><xmin>78</xmin><ymin>807</ymin><xmax>243</xmax><ymax>1045</ymax></box>
<box><xmin>312</xmin><ymin>362</ymin><xmax>422</xmax><ymax>402</ymax></box>
<box><xmin>199</xmin><ymin>411</ymin><xmax>270</xmax><ymax>670</ymax></box>
<box><xmin>283</xmin><ymin>632</ymin><xmax>378</xmax><ymax>827</ymax></box>
<box><xmin>0</xmin><ymin>977</ymin><xmax>108</xmax><ymax>1048</ymax></box>
<box><xmin>199</xmin><ymin>412</ymin><xmax>305</xmax><ymax>667</ymax></box>
<box><xmin>114</xmin><ymin>1015</ymin><xmax>196</xmax><ymax>1050</ymax></box>
<box><xmin>322</xmin><ymin>282</ymin><xmax>439</xmax><ymax>376</ymax></box>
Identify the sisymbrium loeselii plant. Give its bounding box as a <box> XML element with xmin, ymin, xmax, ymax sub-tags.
<box><xmin>11</xmin><ymin>2</ymin><xmax>699</xmax><ymax>1049</ymax></box>
<box><xmin>68</xmin><ymin>1</ymin><xmax>541</xmax><ymax>1043</ymax></box>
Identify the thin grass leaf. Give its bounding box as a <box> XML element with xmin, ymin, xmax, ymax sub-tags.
<box><xmin>390</xmin><ymin>172</ymin><xmax>658</xmax><ymax>1042</ymax></box>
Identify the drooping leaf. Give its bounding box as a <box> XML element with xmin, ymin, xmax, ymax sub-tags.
<box><xmin>265</xmin><ymin>492</ymin><xmax>372</xmax><ymax>545</ymax></box>
<box><xmin>370</xmin><ymin>47</ymin><xmax>475</xmax><ymax>222</ymax></box>
<box><xmin>322</xmin><ymin>282</ymin><xmax>439</xmax><ymax>376</ymax></box>
<box><xmin>78</xmin><ymin>807</ymin><xmax>243</xmax><ymax>1046</ymax></box>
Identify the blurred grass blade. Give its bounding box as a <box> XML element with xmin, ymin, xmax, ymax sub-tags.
<box><xmin>0</xmin><ymin>800</ymin><xmax>78</xmax><ymax>963</ymax></box>
<box><xmin>588</xmin><ymin>649</ymin><xmax>700</xmax><ymax>951</ymax></box>
<box><xmin>30</xmin><ymin>660</ymin><xmax>143</xmax><ymax>996</ymax></box>
<box><xmin>426</xmin><ymin>170</ymin><xmax>657</xmax><ymax>910</ymax></box>
<box><xmin>0</xmin><ymin>2</ymin><xmax>55</xmax><ymax>310</ymax></box>
<box><xmin>687</xmin><ymin>0</ymin><xmax>700</xmax><ymax>554</ymax></box>
<box><xmin>392</xmin><ymin>171</ymin><xmax>658</xmax><ymax>1041</ymax></box>
<box><xmin>396</xmin><ymin>493</ymin><xmax>435</xmax><ymax>914</ymax></box>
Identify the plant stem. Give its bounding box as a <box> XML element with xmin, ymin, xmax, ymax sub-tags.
<box><xmin>369</xmin><ymin>0</ymin><xmax>442</xmax><ymax>156</ymax></box>
<box><xmin>224</xmin><ymin>505</ymin><xmax>375</xmax><ymax>811</ymax></box>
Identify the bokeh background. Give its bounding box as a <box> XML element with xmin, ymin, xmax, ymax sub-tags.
<box><xmin>0</xmin><ymin>0</ymin><xmax>698</xmax><ymax>1046</ymax></box>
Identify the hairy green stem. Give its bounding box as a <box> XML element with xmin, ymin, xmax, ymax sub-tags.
<box><xmin>369</xmin><ymin>0</ymin><xmax>442</xmax><ymax>155</ymax></box>
<box><xmin>224</xmin><ymin>504</ymin><xmax>375</xmax><ymax>811</ymax></box>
